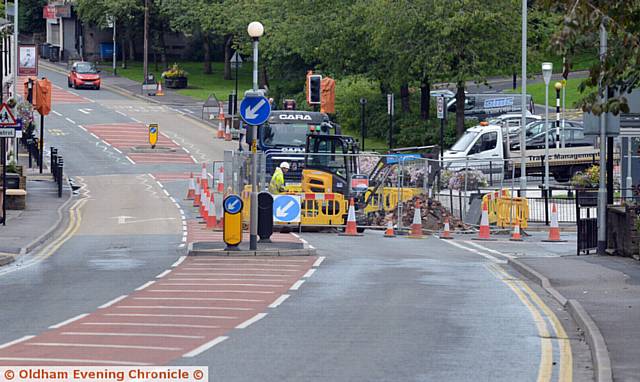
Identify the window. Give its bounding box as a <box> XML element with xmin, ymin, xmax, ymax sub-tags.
<box><xmin>470</xmin><ymin>132</ymin><xmax>497</xmax><ymax>154</ymax></box>
<box><xmin>261</xmin><ymin>123</ymin><xmax>309</xmax><ymax>148</ymax></box>
<box><xmin>573</xmin><ymin>130</ymin><xmax>584</xmax><ymax>139</ymax></box>
<box><xmin>451</xmin><ymin>131</ymin><xmax>479</xmax><ymax>152</ymax></box>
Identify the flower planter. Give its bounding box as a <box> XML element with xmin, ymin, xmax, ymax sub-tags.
<box><xmin>164</xmin><ymin>77</ymin><xmax>187</xmax><ymax>89</ymax></box>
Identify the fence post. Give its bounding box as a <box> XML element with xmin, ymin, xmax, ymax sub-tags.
<box><xmin>576</xmin><ymin>190</ymin><xmax>580</xmax><ymax>256</ymax></box>
<box><xmin>449</xmin><ymin>188</ymin><xmax>454</xmax><ymax>216</ymax></box>
<box><xmin>544</xmin><ymin>187</ymin><xmax>550</xmax><ymax>226</ymax></box>
<box><xmin>27</xmin><ymin>140</ymin><xmax>32</xmax><ymax>168</ymax></box>
<box><xmin>489</xmin><ymin>161</ymin><xmax>493</xmax><ymax>186</ymax></box>
<box><xmin>57</xmin><ymin>157</ymin><xmax>63</xmax><ymax>198</ymax></box>
<box><xmin>458</xmin><ymin>189</ymin><xmax>463</xmax><ymax>221</ymax></box>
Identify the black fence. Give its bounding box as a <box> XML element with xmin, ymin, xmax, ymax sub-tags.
<box><xmin>19</xmin><ymin>133</ymin><xmax>41</xmax><ymax>170</ymax></box>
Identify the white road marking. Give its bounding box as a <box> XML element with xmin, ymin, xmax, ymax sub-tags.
<box><xmin>180</xmin><ymin>268</ymin><xmax>299</xmax><ymax>272</ymax></box>
<box><xmin>78</xmin><ymin>125</ymin><xmax>87</xmax><ymax>132</ymax></box>
<box><xmin>183</xmin><ymin>336</ymin><xmax>228</xmax><ymax>358</ymax></box>
<box><xmin>135</xmin><ymin>281</ymin><xmax>156</xmax><ymax>291</ymax></box>
<box><xmin>156</xmin><ymin>180</ymin><xmax>164</xmax><ymax>188</ymax></box>
<box><xmin>125</xmin><ymin>156</ymin><xmax>135</xmax><ymax>164</ymax></box>
<box><xmin>303</xmin><ymin>269</ymin><xmax>316</xmax><ymax>278</ymax></box>
<box><xmin>161</xmin><ymin>283</ymin><xmax>284</xmax><ymax>288</ymax></box>
<box><xmin>290</xmin><ymin>280</ymin><xmax>305</xmax><ymax>290</ymax></box>
<box><xmin>133</xmin><ymin>297</ymin><xmax>263</xmax><ymax>302</ymax></box>
<box><xmin>49</xmin><ymin>313</ymin><xmax>89</xmax><ymax>329</ymax></box>
<box><xmin>184</xmin><ymin>109</ymin><xmax>194</xmax><ymax>114</ymax></box>
<box><xmin>115</xmin><ymin>110</ymin><xmax>127</xmax><ymax>116</ymax></box>
<box><xmin>179</xmin><ymin>209</ymin><xmax>185</xmax><ymax>216</ymax></box>
<box><xmin>27</xmin><ymin>342</ymin><xmax>181</xmax><ymax>351</ymax></box>
<box><xmin>156</xmin><ymin>270</ymin><xmax>171</xmax><ymax>278</ymax></box>
<box><xmin>163</xmin><ymin>189</ymin><xmax>170</xmax><ymax>196</ymax></box>
<box><xmin>172</xmin><ymin>256</ymin><xmax>186</xmax><ymax>267</ymax></box>
<box><xmin>178</xmin><ymin>243</ymin><xmax>186</xmax><ymax>248</ymax></box>
<box><xmin>169</xmin><ymin>278</ymin><xmax>288</xmax><ymax>282</ymax></box>
<box><xmin>190</xmin><ymin>155</ymin><xmax>197</xmax><ymax>163</ymax></box>
<box><xmin>236</xmin><ymin>313</ymin><xmax>267</xmax><ymax>329</ymax></box>
<box><xmin>0</xmin><ymin>335</ymin><xmax>35</xmax><ymax>349</ymax></box>
<box><xmin>98</xmin><ymin>295</ymin><xmax>128</xmax><ymax>309</ymax></box>
<box><xmin>117</xmin><ymin>305</ymin><xmax>252</xmax><ymax>311</ymax></box>
<box><xmin>90</xmin><ymin>133</ymin><xmax>99</xmax><ymax>139</ymax></box>
<box><xmin>0</xmin><ymin>357</ymin><xmax>150</xmax><ymax>366</ymax></box>
<box><xmin>78</xmin><ymin>108</ymin><xmax>91</xmax><ymax>114</ymax></box>
<box><xmin>268</xmin><ymin>294</ymin><xmax>290</xmax><ymax>308</ymax></box>
<box><xmin>83</xmin><ymin>97</ymin><xmax>96</xmax><ymax>103</ymax></box>
<box><xmin>175</xmin><ymin>273</ymin><xmax>289</xmax><ymax>278</ymax></box>
<box><xmin>104</xmin><ymin>313</ymin><xmax>237</xmax><ymax>319</ymax></box>
<box><xmin>149</xmin><ymin>289</ymin><xmax>275</xmax><ymax>294</ymax></box>
<box><xmin>186</xmin><ymin>263</ymin><xmax>303</xmax><ymax>268</ymax></box>
<box><xmin>191</xmin><ymin>258</ymin><xmax>309</xmax><ymax>263</ymax></box>
<box><xmin>182</xmin><ymin>147</ymin><xmax>190</xmax><ymax>153</ymax></box>
<box><xmin>113</xmin><ymin>147</ymin><xmax>122</xmax><ymax>154</ymax></box>
<box><xmin>313</xmin><ymin>256</ymin><xmax>325</xmax><ymax>267</ymax></box>
<box><xmin>463</xmin><ymin>241</ymin><xmax>516</xmax><ymax>259</ymax></box>
<box><xmin>61</xmin><ymin>332</ymin><xmax>204</xmax><ymax>339</ymax></box>
<box><xmin>103</xmin><ymin>141</ymin><xmax>112</xmax><ymax>147</ymax></box>
<box><xmin>82</xmin><ymin>322</ymin><xmax>219</xmax><ymax>329</ymax></box>
<box><xmin>440</xmin><ymin>239</ymin><xmax>507</xmax><ymax>264</ymax></box>
<box><xmin>131</xmin><ymin>117</ymin><xmax>142</xmax><ymax>123</ymax></box>
<box><xmin>52</xmin><ymin>110</ymin><xmax>62</xmax><ymax>116</ymax></box>
<box><xmin>68</xmin><ymin>91</ymin><xmax>80</xmax><ymax>96</ymax></box>
<box><xmin>169</xmin><ymin>196</ymin><xmax>177</xmax><ymax>203</ymax></box>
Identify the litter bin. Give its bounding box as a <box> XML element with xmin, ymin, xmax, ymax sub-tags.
<box><xmin>49</xmin><ymin>46</ymin><xmax>60</xmax><ymax>62</ymax></box>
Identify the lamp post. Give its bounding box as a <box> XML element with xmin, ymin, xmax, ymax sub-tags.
<box><xmin>542</xmin><ymin>62</ymin><xmax>552</xmax><ymax>193</ymax></box>
<box><xmin>519</xmin><ymin>0</ymin><xmax>527</xmax><ymax>195</ymax></box>
<box><xmin>554</xmin><ymin>82</ymin><xmax>562</xmax><ymax>150</ymax></box>
<box><xmin>247</xmin><ymin>21</ymin><xmax>264</xmax><ymax>251</ymax></box>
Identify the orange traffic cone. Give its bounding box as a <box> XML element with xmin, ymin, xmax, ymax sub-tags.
<box><xmin>384</xmin><ymin>218</ymin><xmax>395</xmax><ymax>238</ymax></box>
<box><xmin>473</xmin><ymin>200</ymin><xmax>494</xmax><ymax>241</ymax></box>
<box><xmin>156</xmin><ymin>82</ymin><xmax>164</xmax><ymax>96</ymax></box>
<box><xmin>206</xmin><ymin>194</ymin><xmax>217</xmax><ymax>229</ymax></box>
<box><xmin>217</xmin><ymin>108</ymin><xmax>225</xmax><ymax>139</ymax></box>
<box><xmin>217</xmin><ymin>167</ymin><xmax>224</xmax><ymax>194</ymax></box>
<box><xmin>339</xmin><ymin>198</ymin><xmax>363</xmax><ymax>236</ymax></box>
<box><xmin>440</xmin><ymin>216</ymin><xmax>453</xmax><ymax>239</ymax></box>
<box><xmin>510</xmin><ymin>219</ymin><xmax>523</xmax><ymax>241</ymax></box>
<box><xmin>543</xmin><ymin>204</ymin><xmax>566</xmax><ymax>242</ymax></box>
<box><xmin>193</xmin><ymin>177</ymin><xmax>202</xmax><ymax>207</ymax></box>
<box><xmin>224</xmin><ymin>120</ymin><xmax>232</xmax><ymax>141</ymax></box>
<box><xmin>186</xmin><ymin>172</ymin><xmax>195</xmax><ymax>200</ymax></box>
<box><xmin>200</xmin><ymin>163</ymin><xmax>208</xmax><ymax>188</ymax></box>
<box><xmin>408</xmin><ymin>201</ymin><xmax>423</xmax><ymax>239</ymax></box>
<box><xmin>199</xmin><ymin>186</ymin><xmax>209</xmax><ymax>218</ymax></box>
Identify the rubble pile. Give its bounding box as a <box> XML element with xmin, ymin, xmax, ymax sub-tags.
<box><xmin>370</xmin><ymin>194</ymin><xmax>467</xmax><ymax>231</ymax></box>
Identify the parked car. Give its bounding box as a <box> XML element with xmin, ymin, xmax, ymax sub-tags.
<box><xmin>68</xmin><ymin>61</ymin><xmax>101</xmax><ymax>90</ymax></box>
<box><xmin>510</xmin><ymin>126</ymin><xmax>594</xmax><ymax>150</ymax></box>
<box><xmin>487</xmin><ymin>112</ymin><xmax>542</xmax><ymax>135</ymax></box>
<box><xmin>522</xmin><ymin>120</ymin><xmax>583</xmax><ymax>138</ymax></box>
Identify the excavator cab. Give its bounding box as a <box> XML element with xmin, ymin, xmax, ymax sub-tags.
<box><xmin>302</xmin><ymin>134</ymin><xmax>360</xmax><ymax>198</ymax></box>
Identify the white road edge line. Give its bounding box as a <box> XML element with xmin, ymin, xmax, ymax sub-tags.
<box><xmin>49</xmin><ymin>313</ymin><xmax>89</xmax><ymax>329</ymax></box>
<box><xmin>268</xmin><ymin>294</ymin><xmax>290</xmax><ymax>308</ymax></box>
<box><xmin>113</xmin><ymin>147</ymin><xmax>122</xmax><ymax>154</ymax></box>
<box><xmin>163</xmin><ymin>189</ymin><xmax>170</xmax><ymax>196</ymax></box>
<box><xmin>131</xmin><ymin>118</ymin><xmax>142</xmax><ymax>123</ymax></box>
<box><xmin>303</xmin><ymin>269</ymin><xmax>316</xmax><ymax>278</ymax></box>
<box><xmin>313</xmin><ymin>256</ymin><xmax>325</xmax><ymax>267</ymax></box>
<box><xmin>0</xmin><ymin>335</ymin><xmax>35</xmax><ymax>349</ymax></box>
<box><xmin>115</xmin><ymin>110</ymin><xmax>127</xmax><ymax>116</ymax></box>
<box><xmin>439</xmin><ymin>239</ymin><xmax>506</xmax><ymax>264</ymax></box>
<box><xmin>156</xmin><ymin>270</ymin><xmax>172</xmax><ymax>278</ymax></box>
<box><xmin>135</xmin><ymin>281</ymin><xmax>156</xmax><ymax>291</ymax></box>
<box><xmin>78</xmin><ymin>125</ymin><xmax>87</xmax><ymax>132</ymax></box>
<box><xmin>464</xmin><ymin>241</ymin><xmax>516</xmax><ymax>259</ymax></box>
<box><xmin>65</xmin><ymin>117</ymin><xmax>76</xmax><ymax>124</ymax></box>
<box><xmin>52</xmin><ymin>110</ymin><xmax>62</xmax><ymax>116</ymax></box>
<box><xmin>156</xmin><ymin>181</ymin><xmax>164</xmax><ymax>188</ymax></box>
<box><xmin>290</xmin><ymin>280</ymin><xmax>305</xmax><ymax>290</ymax></box>
<box><xmin>236</xmin><ymin>313</ymin><xmax>268</xmax><ymax>329</ymax></box>
<box><xmin>98</xmin><ymin>295</ymin><xmax>128</xmax><ymax>309</ymax></box>
<box><xmin>172</xmin><ymin>256</ymin><xmax>187</xmax><ymax>267</ymax></box>
<box><xmin>125</xmin><ymin>156</ymin><xmax>135</xmax><ymax>164</ymax></box>
<box><xmin>182</xmin><ymin>336</ymin><xmax>228</xmax><ymax>358</ymax></box>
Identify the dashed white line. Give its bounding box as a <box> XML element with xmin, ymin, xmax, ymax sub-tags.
<box><xmin>169</xmin><ymin>196</ymin><xmax>176</xmax><ymax>203</ymax></box>
<box><xmin>90</xmin><ymin>133</ymin><xmax>99</xmax><ymax>139</ymax></box>
<box><xmin>182</xmin><ymin>147</ymin><xmax>190</xmax><ymax>154</ymax></box>
<box><xmin>464</xmin><ymin>241</ymin><xmax>516</xmax><ymax>259</ymax></box>
<box><xmin>103</xmin><ymin>141</ymin><xmax>112</xmax><ymax>147</ymax></box>
<box><xmin>147</xmin><ymin>173</ymin><xmax>156</xmax><ymax>180</ymax></box>
<box><xmin>68</xmin><ymin>91</ymin><xmax>80</xmax><ymax>96</ymax></box>
<box><xmin>78</xmin><ymin>109</ymin><xmax>90</xmax><ymax>115</ymax></box>
<box><xmin>290</xmin><ymin>280</ymin><xmax>305</xmax><ymax>290</ymax></box>
<box><xmin>135</xmin><ymin>281</ymin><xmax>156</xmax><ymax>291</ymax></box>
<box><xmin>52</xmin><ymin>110</ymin><xmax>62</xmax><ymax>116</ymax></box>
<box><xmin>113</xmin><ymin>147</ymin><xmax>122</xmax><ymax>154</ymax></box>
<box><xmin>179</xmin><ymin>209</ymin><xmax>185</xmax><ymax>216</ymax></box>
<box><xmin>313</xmin><ymin>256</ymin><xmax>325</xmax><ymax>267</ymax></box>
<box><xmin>148</xmin><ymin>289</ymin><xmax>274</xmax><ymax>294</ymax></box>
<box><xmin>131</xmin><ymin>117</ymin><xmax>142</xmax><ymax>123</ymax></box>
<box><xmin>236</xmin><ymin>313</ymin><xmax>268</xmax><ymax>329</ymax></box>
<box><xmin>183</xmin><ymin>336</ymin><xmax>228</xmax><ymax>358</ymax></box>
<box><xmin>303</xmin><ymin>269</ymin><xmax>316</xmax><ymax>278</ymax></box>
<box><xmin>156</xmin><ymin>270</ymin><xmax>172</xmax><ymax>278</ymax></box>
<box><xmin>172</xmin><ymin>256</ymin><xmax>186</xmax><ymax>267</ymax></box>
<box><xmin>163</xmin><ymin>189</ymin><xmax>170</xmax><ymax>196</ymax></box>
<box><xmin>178</xmin><ymin>243</ymin><xmax>186</xmax><ymax>248</ymax></box>
<box><xmin>268</xmin><ymin>294</ymin><xmax>290</xmax><ymax>308</ymax></box>
<box><xmin>125</xmin><ymin>156</ymin><xmax>135</xmax><ymax>164</ymax></box>
<box><xmin>78</xmin><ymin>125</ymin><xmax>87</xmax><ymax>132</ymax></box>
<box><xmin>115</xmin><ymin>110</ymin><xmax>127</xmax><ymax>116</ymax></box>
<box><xmin>440</xmin><ymin>239</ymin><xmax>506</xmax><ymax>264</ymax></box>
<box><xmin>83</xmin><ymin>97</ymin><xmax>96</xmax><ymax>103</ymax></box>
<box><xmin>0</xmin><ymin>335</ymin><xmax>35</xmax><ymax>349</ymax></box>
<box><xmin>49</xmin><ymin>313</ymin><xmax>89</xmax><ymax>329</ymax></box>
<box><xmin>0</xmin><ymin>357</ymin><xmax>150</xmax><ymax>366</ymax></box>
<box><xmin>190</xmin><ymin>155</ymin><xmax>197</xmax><ymax>163</ymax></box>
<box><xmin>62</xmin><ymin>332</ymin><xmax>204</xmax><ymax>340</ymax></box>
<box><xmin>98</xmin><ymin>295</ymin><xmax>128</xmax><ymax>309</ymax></box>
<box><xmin>83</xmin><ymin>322</ymin><xmax>220</xmax><ymax>329</ymax></box>
<box><xmin>156</xmin><ymin>181</ymin><xmax>164</xmax><ymax>188</ymax></box>
<box><xmin>117</xmin><ymin>305</ymin><xmax>251</xmax><ymax>311</ymax></box>
<box><xmin>133</xmin><ymin>297</ymin><xmax>263</xmax><ymax>302</ymax></box>
<box><xmin>104</xmin><ymin>313</ymin><xmax>237</xmax><ymax>320</ymax></box>
<box><xmin>27</xmin><ymin>342</ymin><xmax>181</xmax><ymax>351</ymax></box>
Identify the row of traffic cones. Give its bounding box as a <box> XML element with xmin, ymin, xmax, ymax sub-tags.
<box><xmin>216</xmin><ymin>107</ymin><xmax>232</xmax><ymax>141</ymax></box>
<box><xmin>186</xmin><ymin>163</ymin><xmax>225</xmax><ymax>230</ymax></box>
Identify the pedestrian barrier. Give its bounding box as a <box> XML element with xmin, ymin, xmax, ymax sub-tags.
<box><xmin>482</xmin><ymin>190</ymin><xmax>529</xmax><ymax>229</ymax></box>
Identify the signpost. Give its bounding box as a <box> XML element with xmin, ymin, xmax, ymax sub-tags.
<box><xmin>223</xmin><ymin>194</ymin><xmax>244</xmax><ymax>250</ymax></box>
<box><xmin>437</xmin><ymin>95</ymin><xmax>446</xmax><ymax>162</ymax></box>
<box><xmin>0</xmin><ymin>103</ymin><xmax>15</xmax><ymax>227</ymax></box>
<box><xmin>272</xmin><ymin>194</ymin><xmax>301</xmax><ymax>224</ymax></box>
<box><xmin>148</xmin><ymin>123</ymin><xmax>158</xmax><ymax>148</ymax></box>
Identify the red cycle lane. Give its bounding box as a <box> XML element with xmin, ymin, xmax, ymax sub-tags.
<box><xmin>0</xmin><ymin>256</ymin><xmax>317</xmax><ymax>366</ymax></box>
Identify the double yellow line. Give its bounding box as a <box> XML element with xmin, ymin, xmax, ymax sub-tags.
<box><xmin>487</xmin><ymin>263</ymin><xmax>573</xmax><ymax>382</ymax></box>
<box><xmin>34</xmin><ymin>197</ymin><xmax>87</xmax><ymax>262</ymax></box>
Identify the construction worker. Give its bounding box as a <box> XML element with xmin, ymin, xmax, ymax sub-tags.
<box><xmin>269</xmin><ymin>162</ymin><xmax>289</xmax><ymax>194</ymax></box>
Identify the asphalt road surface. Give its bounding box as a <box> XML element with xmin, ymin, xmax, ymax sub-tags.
<box><xmin>0</xmin><ymin>67</ymin><xmax>593</xmax><ymax>381</ymax></box>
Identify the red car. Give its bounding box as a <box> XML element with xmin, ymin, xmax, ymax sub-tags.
<box><xmin>68</xmin><ymin>61</ymin><xmax>101</xmax><ymax>90</ymax></box>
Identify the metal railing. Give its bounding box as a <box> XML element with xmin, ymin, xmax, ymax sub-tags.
<box><xmin>50</xmin><ymin>147</ymin><xmax>64</xmax><ymax>198</ymax></box>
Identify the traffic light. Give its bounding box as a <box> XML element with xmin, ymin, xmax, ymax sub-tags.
<box><xmin>307</xmin><ymin>74</ymin><xmax>322</xmax><ymax>105</ymax></box>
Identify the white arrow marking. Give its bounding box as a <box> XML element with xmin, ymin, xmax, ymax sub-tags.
<box><xmin>112</xmin><ymin>215</ymin><xmax>135</xmax><ymax>224</ymax></box>
<box><xmin>78</xmin><ymin>108</ymin><xmax>93</xmax><ymax>114</ymax></box>
<box><xmin>275</xmin><ymin>201</ymin><xmax>295</xmax><ymax>218</ymax></box>
<box><xmin>228</xmin><ymin>200</ymin><xmax>239</xmax><ymax>210</ymax></box>
<box><xmin>245</xmin><ymin>99</ymin><xmax>266</xmax><ymax>120</ymax></box>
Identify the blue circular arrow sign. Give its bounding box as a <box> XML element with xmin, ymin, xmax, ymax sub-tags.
<box><xmin>223</xmin><ymin>194</ymin><xmax>243</xmax><ymax>214</ymax></box>
<box><xmin>240</xmin><ymin>96</ymin><xmax>271</xmax><ymax>126</ymax></box>
<box><xmin>272</xmin><ymin>195</ymin><xmax>301</xmax><ymax>223</ymax></box>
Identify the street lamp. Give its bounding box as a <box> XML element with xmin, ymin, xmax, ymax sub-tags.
<box><xmin>542</xmin><ymin>62</ymin><xmax>552</xmax><ymax>193</ymax></box>
<box><xmin>247</xmin><ymin>21</ymin><xmax>264</xmax><ymax>251</ymax></box>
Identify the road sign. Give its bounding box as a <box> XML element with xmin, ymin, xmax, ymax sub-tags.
<box><xmin>230</xmin><ymin>51</ymin><xmax>243</xmax><ymax>69</ymax></box>
<box><xmin>223</xmin><ymin>194</ymin><xmax>243</xmax><ymax>248</ymax></box>
<box><xmin>273</xmin><ymin>195</ymin><xmax>301</xmax><ymax>223</ymax></box>
<box><xmin>148</xmin><ymin>123</ymin><xmax>158</xmax><ymax>148</ymax></box>
<box><xmin>0</xmin><ymin>103</ymin><xmax>16</xmax><ymax>126</ymax></box>
<box><xmin>0</xmin><ymin>128</ymin><xmax>15</xmax><ymax>138</ymax></box>
<box><xmin>351</xmin><ymin>174</ymin><xmax>369</xmax><ymax>192</ymax></box>
<box><xmin>387</xmin><ymin>93</ymin><xmax>394</xmax><ymax>116</ymax></box>
<box><xmin>437</xmin><ymin>96</ymin><xmax>445</xmax><ymax>119</ymax></box>
<box><xmin>224</xmin><ymin>194</ymin><xmax>243</xmax><ymax>215</ymax></box>
<box><xmin>240</xmin><ymin>95</ymin><xmax>271</xmax><ymax>126</ymax></box>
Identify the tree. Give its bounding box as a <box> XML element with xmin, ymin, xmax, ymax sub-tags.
<box><xmin>547</xmin><ymin>0</ymin><xmax>639</xmax><ymax>114</ymax></box>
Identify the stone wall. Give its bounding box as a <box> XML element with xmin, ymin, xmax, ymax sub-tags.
<box><xmin>607</xmin><ymin>206</ymin><xmax>640</xmax><ymax>258</ymax></box>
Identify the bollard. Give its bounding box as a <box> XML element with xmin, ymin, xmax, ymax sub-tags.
<box><xmin>257</xmin><ymin>192</ymin><xmax>274</xmax><ymax>243</ymax></box>
<box><xmin>57</xmin><ymin>158</ymin><xmax>63</xmax><ymax>198</ymax></box>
